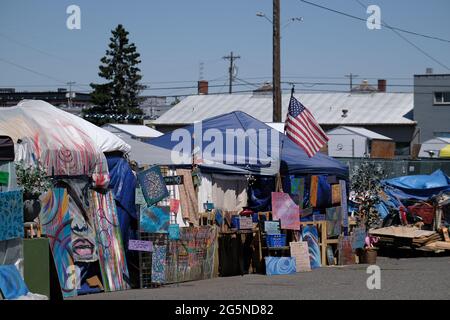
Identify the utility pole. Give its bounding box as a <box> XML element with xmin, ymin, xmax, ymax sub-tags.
<box><xmin>67</xmin><ymin>81</ymin><xmax>75</xmax><ymax>108</ymax></box>
<box><xmin>273</xmin><ymin>0</ymin><xmax>282</xmax><ymax>122</ymax></box>
<box><xmin>223</xmin><ymin>51</ymin><xmax>240</xmax><ymax>94</ymax></box>
<box><xmin>345</xmin><ymin>73</ymin><xmax>358</xmax><ymax>92</ymax></box>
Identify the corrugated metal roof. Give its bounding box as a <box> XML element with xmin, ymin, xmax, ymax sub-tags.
<box><xmin>329</xmin><ymin>126</ymin><xmax>393</xmax><ymax>141</ymax></box>
<box><xmin>154</xmin><ymin>92</ymin><xmax>415</xmax><ymax>126</ymax></box>
<box><xmin>104</xmin><ymin>124</ymin><xmax>163</xmax><ymax>138</ymax></box>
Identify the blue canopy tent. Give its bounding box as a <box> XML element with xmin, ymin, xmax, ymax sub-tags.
<box><xmin>146</xmin><ymin>111</ymin><xmax>348</xmax><ymax>179</ymax></box>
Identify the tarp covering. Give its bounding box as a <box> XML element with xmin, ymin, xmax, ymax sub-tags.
<box><xmin>147</xmin><ymin>111</ymin><xmax>348</xmax><ymax>179</ymax></box>
<box><xmin>382</xmin><ymin>169</ymin><xmax>450</xmax><ymax>200</ymax></box>
<box><xmin>0</xmin><ymin>100</ymin><xmax>130</xmax><ymax>186</ymax></box>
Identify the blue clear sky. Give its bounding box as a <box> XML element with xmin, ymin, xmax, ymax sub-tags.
<box><xmin>1</xmin><ymin>0</ymin><xmax>449</xmax><ymax>97</ymax></box>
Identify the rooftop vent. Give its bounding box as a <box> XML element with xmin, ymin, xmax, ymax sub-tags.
<box><xmin>341</xmin><ymin>109</ymin><xmax>348</xmax><ymax>118</ymax></box>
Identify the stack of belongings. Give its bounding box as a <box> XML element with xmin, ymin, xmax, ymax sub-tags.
<box><xmin>379</xmin><ymin>170</ymin><xmax>450</xmax><ymax>230</ymax></box>
<box><xmin>369</xmin><ymin>226</ymin><xmax>442</xmax><ymax>249</ymax></box>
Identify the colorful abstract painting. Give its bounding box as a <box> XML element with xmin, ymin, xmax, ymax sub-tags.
<box><xmin>165</xmin><ymin>226</ymin><xmax>218</xmax><ymax>283</ymax></box>
<box><xmin>0</xmin><ymin>189</ymin><xmax>24</xmax><ymax>241</ymax></box>
<box><xmin>0</xmin><ymin>265</ymin><xmax>29</xmax><ymax>299</ymax></box>
<box><xmin>151</xmin><ymin>244</ymin><xmax>166</xmax><ymax>284</ymax></box>
<box><xmin>265</xmin><ymin>257</ymin><xmax>296</xmax><ymax>275</ymax></box>
<box><xmin>289</xmin><ymin>241</ymin><xmax>311</xmax><ymax>272</ymax></box>
<box><xmin>90</xmin><ymin>190</ymin><xmax>130</xmax><ymax>292</ymax></box>
<box><xmin>40</xmin><ymin>188</ymin><xmax>78</xmax><ymax>298</ymax></box>
<box><xmin>326</xmin><ymin>206</ymin><xmax>342</xmax><ymax>238</ymax></box>
<box><xmin>140</xmin><ymin>206</ymin><xmax>170</xmax><ymax>233</ymax></box>
<box><xmin>168</xmin><ymin>224</ymin><xmax>180</xmax><ymax>240</ymax></box>
<box><xmin>301</xmin><ymin>225</ymin><xmax>321</xmax><ymax>269</ymax></box>
<box><xmin>271</xmin><ymin>192</ymin><xmax>300</xmax><ymax>230</ymax></box>
<box><xmin>137</xmin><ymin>166</ymin><xmax>169</xmax><ymax>206</ymax></box>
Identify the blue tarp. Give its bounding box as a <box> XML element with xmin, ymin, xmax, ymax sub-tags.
<box><xmin>147</xmin><ymin>111</ymin><xmax>348</xmax><ymax>179</ymax></box>
<box><xmin>382</xmin><ymin>169</ymin><xmax>450</xmax><ymax>200</ymax></box>
<box><xmin>106</xmin><ymin>155</ymin><xmax>137</xmax><ymax>248</ymax></box>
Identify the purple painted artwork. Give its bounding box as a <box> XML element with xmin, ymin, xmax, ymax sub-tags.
<box><xmin>271</xmin><ymin>192</ymin><xmax>300</xmax><ymax>230</ymax></box>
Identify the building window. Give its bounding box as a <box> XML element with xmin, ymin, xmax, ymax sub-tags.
<box><xmin>434</xmin><ymin>91</ymin><xmax>450</xmax><ymax>105</ymax></box>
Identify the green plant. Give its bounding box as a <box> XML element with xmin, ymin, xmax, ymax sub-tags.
<box><xmin>350</xmin><ymin>161</ymin><xmax>385</xmax><ymax>230</ymax></box>
<box><xmin>15</xmin><ymin>161</ymin><xmax>52</xmax><ymax>197</ymax></box>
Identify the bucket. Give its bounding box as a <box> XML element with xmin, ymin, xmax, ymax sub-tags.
<box><xmin>362</xmin><ymin>248</ymin><xmax>377</xmax><ymax>264</ymax></box>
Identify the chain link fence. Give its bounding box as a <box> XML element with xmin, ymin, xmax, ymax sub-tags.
<box><xmin>338</xmin><ymin>158</ymin><xmax>450</xmax><ymax>179</ymax></box>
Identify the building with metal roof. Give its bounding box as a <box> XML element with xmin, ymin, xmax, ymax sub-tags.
<box><xmin>102</xmin><ymin>123</ymin><xmax>162</xmax><ymax>142</ymax></box>
<box><xmin>152</xmin><ymin>92</ymin><xmax>415</xmax><ymax>154</ymax></box>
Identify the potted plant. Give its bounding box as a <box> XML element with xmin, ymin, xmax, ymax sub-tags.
<box><xmin>361</xmin><ymin>235</ymin><xmax>379</xmax><ymax>264</ymax></box>
<box><xmin>15</xmin><ymin>161</ymin><xmax>52</xmax><ymax>222</ymax></box>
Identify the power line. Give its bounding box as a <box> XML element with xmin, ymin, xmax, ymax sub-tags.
<box><xmin>353</xmin><ymin>0</ymin><xmax>450</xmax><ymax>71</ymax></box>
<box><xmin>299</xmin><ymin>0</ymin><xmax>450</xmax><ymax>44</ymax></box>
<box><xmin>0</xmin><ymin>57</ymin><xmax>67</xmax><ymax>84</ymax></box>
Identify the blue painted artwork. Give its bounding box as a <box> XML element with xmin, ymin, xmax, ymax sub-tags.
<box><xmin>265</xmin><ymin>257</ymin><xmax>296</xmax><ymax>275</ymax></box>
<box><xmin>168</xmin><ymin>224</ymin><xmax>180</xmax><ymax>240</ymax></box>
<box><xmin>302</xmin><ymin>225</ymin><xmax>321</xmax><ymax>269</ymax></box>
<box><xmin>151</xmin><ymin>245</ymin><xmax>166</xmax><ymax>283</ymax></box>
<box><xmin>0</xmin><ymin>189</ymin><xmax>24</xmax><ymax>242</ymax></box>
<box><xmin>137</xmin><ymin>166</ymin><xmax>169</xmax><ymax>206</ymax></box>
<box><xmin>140</xmin><ymin>206</ymin><xmax>170</xmax><ymax>233</ymax></box>
<box><xmin>0</xmin><ymin>265</ymin><xmax>29</xmax><ymax>299</ymax></box>
<box><xmin>351</xmin><ymin>227</ymin><xmax>367</xmax><ymax>250</ymax></box>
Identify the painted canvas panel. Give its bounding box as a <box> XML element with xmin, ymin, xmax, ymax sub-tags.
<box><xmin>90</xmin><ymin>190</ymin><xmax>130</xmax><ymax>292</ymax></box>
<box><xmin>140</xmin><ymin>206</ymin><xmax>170</xmax><ymax>233</ymax></box>
<box><xmin>326</xmin><ymin>206</ymin><xmax>342</xmax><ymax>238</ymax></box>
<box><xmin>301</xmin><ymin>225</ymin><xmax>321</xmax><ymax>269</ymax></box>
<box><xmin>271</xmin><ymin>192</ymin><xmax>300</xmax><ymax>230</ymax></box>
<box><xmin>289</xmin><ymin>241</ymin><xmax>311</xmax><ymax>272</ymax></box>
<box><xmin>339</xmin><ymin>180</ymin><xmax>348</xmax><ymax>228</ymax></box>
<box><xmin>0</xmin><ymin>189</ymin><xmax>24</xmax><ymax>241</ymax></box>
<box><xmin>168</xmin><ymin>224</ymin><xmax>180</xmax><ymax>240</ymax></box>
<box><xmin>326</xmin><ymin>245</ymin><xmax>335</xmax><ymax>266</ymax></box>
<box><xmin>151</xmin><ymin>245</ymin><xmax>166</xmax><ymax>284</ymax></box>
<box><xmin>309</xmin><ymin>176</ymin><xmax>319</xmax><ymax>208</ymax></box>
<box><xmin>0</xmin><ymin>265</ymin><xmax>29</xmax><ymax>299</ymax></box>
<box><xmin>169</xmin><ymin>199</ymin><xmax>180</xmax><ymax>213</ymax></box>
<box><xmin>40</xmin><ymin>188</ymin><xmax>78</xmax><ymax>298</ymax></box>
<box><xmin>265</xmin><ymin>257</ymin><xmax>296</xmax><ymax>275</ymax></box>
<box><xmin>137</xmin><ymin>166</ymin><xmax>169</xmax><ymax>206</ymax></box>
<box><xmin>290</xmin><ymin>177</ymin><xmax>305</xmax><ymax>208</ymax></box>
<box><xmin>165</xmin><ymin>226</ymin><xmax>218</xmax><ymax>283</ymax></box>
<box><xmin>338</xmin><ymin>236</ymin><xmax>355</xmax><ymax>265</ymax></box>
<box><xmin>351</xmin><ymin>227</ymin><xmax>367</xmax><ymax>250</ymax></box>
<box><xmin>331</xmin><ymin>184</ymin><xmax>341</xmax><ymax>205</ymax></box>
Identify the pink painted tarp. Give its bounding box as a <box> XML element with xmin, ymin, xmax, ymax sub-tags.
<box><xmin>271</xmin><ymin>192</ymin><xmax>300</xmax><ymax>230</ymax></box>
<box><xmin>0</xmin><ymin>100</ymin><xmax>130</xmax><ymax>186</ymax></box>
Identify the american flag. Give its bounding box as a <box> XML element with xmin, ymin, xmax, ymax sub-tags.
<box><xmin>285</xmin><ymin>95</ymin><xmax>329</xmax><ymax>157</ymax></box>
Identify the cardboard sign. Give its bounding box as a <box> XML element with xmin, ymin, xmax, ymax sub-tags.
<box><xmin>163</xmin><ymin>175</ymin><xmax>184</xmax><ymax>185</ymax></box>
<box><xmin>264</xmin><ymin>220</ymin><xmax>281</xmax><ymax>234</ymax></box>
<box><xmin>289</xmin><ymin>241</ymin><xmax>311</xmax><ymax>272</ymax></box>
<box><xmin>128</xmin><ymin>240</ymin><xmax>153</xmax><ymax>252</ymax></box>
<box><xmin>239</xmin><ymin>216</ymin><xmax>253</xmax><ymax>230</ymax></box>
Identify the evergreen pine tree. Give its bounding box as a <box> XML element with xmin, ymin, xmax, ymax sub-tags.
<box><xmin>85</xmin><ymin>24</ymin><xmax>144</xmax><ymax>124</ymax></box>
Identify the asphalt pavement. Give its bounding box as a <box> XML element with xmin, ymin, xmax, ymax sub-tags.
<box><xmin>71</xmin><ymin>256</ymin><xmax>450</xmax><ymax>300</ymax></box>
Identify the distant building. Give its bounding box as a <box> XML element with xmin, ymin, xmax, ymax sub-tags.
<box><xmin>0</xmin><ymin>88</ymin><xmax>92</xmax><ymax>116</ymax></box>
<box><xmin>418</xmin><ymin>136</ymin><xmax>450</xmax><ymax>158</ymax></box>
<box><xmin>327</xmin><ymin>126</ymin><xmax>395</xmax><ymax>159</ymax></box>
<box><xmin>153</xmin><ymin>80</ymin><xmax>415</xmax><ymax>156</ymax></box>
<box><xmin>414</xmin><ymin>72</ymin><xmax>450</xmax><ymax>142</ymax></box>
<box><xmin>102</xmin><ymin>123</ymin><xmax>162</xmax><ymax>142</ymax></box>
<box><xmin>139</xmin><ymin>96</ymin><xmax>173</xmax><ymax>119</ymax></box>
